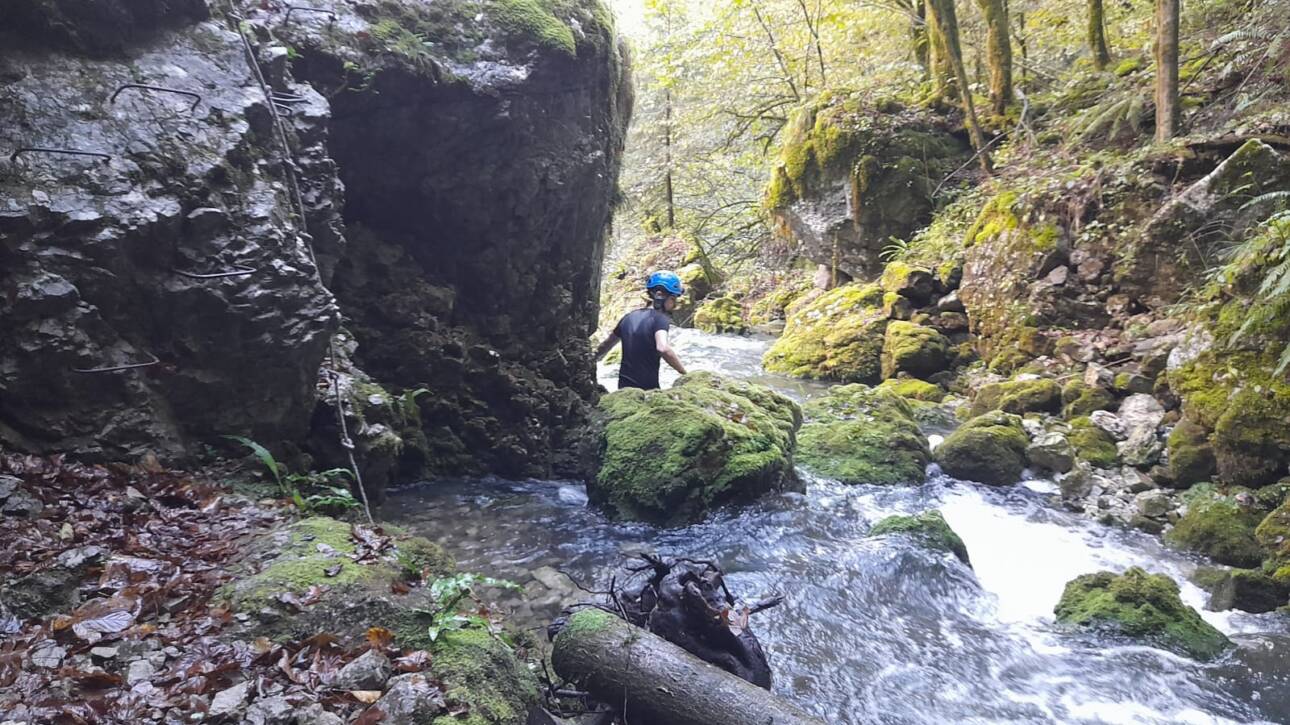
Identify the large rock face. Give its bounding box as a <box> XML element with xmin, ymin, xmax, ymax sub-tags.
<box><xmin>276</xmin><ymin>0</ymin><xmax>631</xmax><ymax>479</ymax></box>
<box><xmin>0</xmin><ymin>7</ymin><xmax>339</xmax><ymax>459</ymax></box>
<box><xmin>0</xmin><ymin>0</ymin><xmax>631</xmax><ymax>483</ymax></box>
<box><xmin>764</xmin><ymin>94</ymin><xmax>970</xmax><ymax>281</ymax></box>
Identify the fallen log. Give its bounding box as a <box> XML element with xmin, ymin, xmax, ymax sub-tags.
<box><xmin>551</xmin><ymin>608</ymin><xmax>826</xmax><ymax>725</ymax></box>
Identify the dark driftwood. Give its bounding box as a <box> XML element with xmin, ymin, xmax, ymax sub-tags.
<box><xmin>551</xmin><ymin>609</ymin><xmax>826</xmax><ymax>725</ymax></box>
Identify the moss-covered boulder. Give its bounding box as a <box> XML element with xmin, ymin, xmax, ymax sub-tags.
<box><xmin>877</xmin><ymin>377</ymin><xmax>946</xmax><ymax>403</ymax></box>
<box><xmin>1061</xmin><ymin>380</ymin><xmax>1116</xmax><ymax>418</ymax></box>
<box><xmin>880</xmin><ymin>262</ymin><xmax>936</xmax><ymax>304</ymax></box>
<box><xmin>763</xmin><ymin>283</ymin><xmax>889</xmax><ymax>382</ymax></box>
<box><xmin>1054</xmin><ymin>567</ymin><xmax>1231</xmax><ymax>660</ymax></box>
<box><xmin>1170</xmin><ymin>354</ymin><xmax>1290</xmax><ymax>489</ymax></box>
<box><xmin>1164</xmin><ymin>487</ymin><xmax>1264</xmax><ymax>568</ymax></box>
<box><xmin>797</xmin><ymin>385</ymin><xmax>929</xmax><ymax>485</ymax></box>
<box><xmin>589</xmin><ymin>372</ymin><xmax>802</xmax><ymax>524</ymax></box>
<box><xmin>218</xmin><ymin>517</ymin><xmax>386</xmax><ymax>612</ymax></box>
<box><xmin>1204</xmin><ymin>568</ymin><xmax>1289</xmax><ymax>614</ymax></box>
<box><xmin>934</xmin><ymin>411</ymin><xmax>1029</xmax><ymax>485</ymax></box>
<box><xmin>1255</xmin><ymin>499</ymin><xmax>1290</xmax><ymax>584</ymax></box>
<box><xmin>1167</xmin><ymin>418</ymin><xmax>1217</xmax><ymax>489</ymax></box>
<box><xmin>969</xmin><ymin>378</ymin><xmax>1062</xmax><ymax>417</ymax></box>
<box><xmin>1068</xmin><ymin>416</ymin><xmax>1120</xmax><ymax>469</ymax></box>
<box><xmin>692</xmin><ymin>295</ymin><xmax>748</xmax><ymax>334</ymax></box>
<box><xmin>429</xmin><ymin>628</ymin><xmax>540</xmax><ymax>725</ymax></box>
<box><xmin>869</xmin><ymin>510</ymin><xmax>970</xmax><ymax>565</ymax></box>
<box><xmin>764</xmin><ymin>94</ymin><xmax>970</xmax><ymax>279</ymax></box>
<box><xmin>881</xmin><ymin>321</ymin><xmax>950</xmax><ymax>380</ymax></box>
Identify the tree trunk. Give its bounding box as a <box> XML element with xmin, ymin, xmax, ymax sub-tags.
<box><xmin>552</xmin><ymin>609</ymin><xmax>827</xmax><ymax>725</ymax></box>
<box><xmin>1153</xmin><ymin>0</ymin><xmax>1180</xmax><ymax>142</ymax></box>
<box><xmin>976</xmin><ymin>0</ymin><xmax>1013</xmax><ymax>115</ymax></box>
<box><xmin>664</xmin><ymin>87</ymin><xmax>676</xmax><ymax>229</ymax></box>
<box><xmin>914</xmin><ymin>0</ymin><xmax>930</xmax><ymax>76</ymax></box>
<box><xmin>927</xmin><ymin>0</ymin><xmax>994</xmax><ymax>173</ymax></box>
<box><xmin>924</xmin><ymin>0</ymin><xmax>957</xmax><ymax>101</ymax></box>
<box><xmin>1088</xmin><ymin>0</ymin><xmax>1112</xmax><ymax>70</ymax></box>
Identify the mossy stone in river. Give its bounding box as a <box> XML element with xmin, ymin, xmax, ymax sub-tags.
<box><xmin>877</xmin><ymin>377</ymin><xmax>946</xmax><ymax>403</ymax></box>
<box><xmin>1255</xmin><ymin>499</ymin><xmax>1290</xmax><ymax>583</ymax></box>
<box><xmin>1167</xmin><ymin>418</ymin><xmax>1217</xmax><ymax>489</ymax></box>
<box><xmin>797</xmin><ymin>385</ymin><xmax>929</xmax><ymax>485</ymax></box>
<box><xmin>970</xmin><ymin>378</ymin><xmax>1062</xmax><ymax>417</ymax></box>
<box><xmin>763</xmin><ymin>283</ymin><xmax>888</xmax><ymax>382</ymax></box>
<box><xmin>430</xmin><ymin>628</ymin><xmax>540</xmax><ymax>725</ymax></box>
<box><xmin>934</xmin><ymin>410</ymin><xmax>1028</xmax><ymax>485</ymax></box>
<box><xmin>1067</xmin><ymin>416</ymin><xmax>1120</xmax><ymax>469</ymax></box>
<box><xmin>869</xmin><ymin>510</ymin><xmax>970</xmax><ymax>565</ymax></box>
<box><xmin>1061</xmin><ymin>380</ymin><xmax>1116</xmax><ymax>418</ymax></box>
<box><xmin>1054</xmin><ymin>567</ymin><xmax>1231</xmax><ymax>660</ymax></box>
<box><xmin>881</xmin><ymin>321</ymin><xmax>950</xmax><ymax>380</ymax></box>
<box><xmin>693</xmin><ymin>295</ymin><xmax>748</xmax><ymax>334</ymax></box>
<box><xmin>1164</xmin><ymin>487</ymin><xmax>1264</xmax><ymax>568</ymax></box>
<box><xmin>590</xmin><ymin>372</ymin><xmax>801</xmax><ymax>524</ymax></box>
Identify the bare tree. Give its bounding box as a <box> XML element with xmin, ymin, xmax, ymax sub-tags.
<box><xmin>1088</xmin><ymin>0</ymin><xmax>1112</xmax><ymax>69</ymax></box>
<box><xmin>976</xmin><ymin>0</ymin><xmax>1014</xmax><ymax>114</ymax></box>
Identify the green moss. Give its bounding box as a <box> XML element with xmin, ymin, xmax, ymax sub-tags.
<box><xmin>1167</xmin><ymin>418</ymin><xmax>1217</xmax><ymax>488</ymax></box>
<box><xmin>934</xmin><ymin>411</ymin><xmax>1029</xmax><ymax>485</ymax></box>
<box><xmin>1170</xmin><ymin>350</ymin><xmax>1290</xmax><ymax>487</ymax></box>
<box><xmin>395</xmin><ymin>536</ymin><xmax>456</xmax><ymax>580</ymax></box>
<box><xmin>763</xmin><ymin>283</ymin><xmax>889</xmax><ymax>382</ymax></box>
<box><xmin>1061</xmin><ymin>380</ymin><xmax>1116</xmax><ymax>418</ymax></box>
<box><xmin>1054</xmin><ymin>567</ymin><xmax>1231</xmax><ymax>660</ymax></box>
<box><xmin>1068</xmin><ymin>416</ymin><xmax>1120</xmax><ymax>468</ymax></box>
<box><xmin>970</xmin><ymin>378</ymin><xmax>1062</xmax><ymax>417</ymax></box>
<box><xmin>1114</xmin><ymin>57</ymin><xmax>1144</xmax><ymax>76</ymax></box>
<box><xmin>964</xmin><ymin>191</ymin><xmax>1021</xmax><ymax>246</ymax></box>
<box><xmin>590</xmin><ymin>373</ymin><xmax>801</xmax><ymax>524</ymax></box>
<box><xmin>797</xmin><ymin>385</ymin><xmax>930</xmax><ymax>485</ymax></box>
<box><xmin>430</xmin><ymin>628</ymin><xmax>540</xmax><ymax>725</ymax></box>
<box><xmin>881</xmin><ymin>321</ymin><xmax>950</xmax><ymax>380</ymax></box>
<box><xmin>488</xmin><ymin>0</ymin><xmax>576</xmax><ymax>56</ymax></box>
<box><xmin>1256</xmin><ymin>499</ymin><xmax>1290</xmax><ymax>573</ymax></box>
<box><xmin>217</xmin><ymin>518</ymin><xmax>380</xmax><ymax>611</ymax></box>
<box><xmin>693</xmin><ymin>296</ymin><xmax>748</xmax><ymax>334</ymax></box>
<box><xmin>554</xmin><ymin>607</ymin><xmax>618</xmax><ymax>643</ymax></box>
<box><xmin>880</xmin><ymin>262</ymin><xmax>934</xmax><ymax>301</ymax></box>
<box><xmin>869</xmin><ymin>510</ymin><xmax>970</xmax><ymax>565</ymax></box>
<box><xmin>1165</xmin><ymin>489</ymin><xmax>1264</xmax><ymax>567</ymax></box>
<box><xmin>877</xmin><ymin>378</ymin><xmax>946</xmax><ymax>402</ymax></box>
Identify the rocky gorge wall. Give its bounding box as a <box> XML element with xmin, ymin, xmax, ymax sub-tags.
<box><xmin>0</xmin><ymin>0</ymin><xmax>631</xmax><ymax>488</ymax></box>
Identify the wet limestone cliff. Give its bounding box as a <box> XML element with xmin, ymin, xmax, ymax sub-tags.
<box><xmin>0</xmin><ymin>0</ymin><xmax>631</xmax><ymax>492</ymax></box>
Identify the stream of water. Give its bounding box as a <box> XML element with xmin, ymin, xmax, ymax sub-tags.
<box><xmin>388</xmin><ymin>329</ymin><xmax>1290</xmax><ymax>724</ymax></box>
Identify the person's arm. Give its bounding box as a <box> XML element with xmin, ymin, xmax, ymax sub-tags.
<box><xmin>595</xmin><ymin>332</ymin><xmax>620</xmax><ymax>361</ymax></box>
<box><xmin>655</xmin><ymin>329</ymin><xmax>686</xmax><ymax>375</ymax></box>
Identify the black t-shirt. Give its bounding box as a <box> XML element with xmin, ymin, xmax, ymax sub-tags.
<box><xmin>614</xmin><ymin>308</ymin><xmax>671</xmax><ymax>390</ymax></box>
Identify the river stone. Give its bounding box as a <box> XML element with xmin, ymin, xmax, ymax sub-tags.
<box><xmin>1118</xmin><ymin>394</ymin><xmax>1165</xmax><ymax>438</ymax></box>
<box><xmin>934</xmin><ymin>411</ymin><xmax>1029</xmax><ymax>485</ymax></box>
<box><xmin>1028</xmin><ymin>432</ymin><xmax>1076</xmax><ymax>474</ymax></box>
<box><xmin>1205</xmin><ymin>569</ymin><xmax>1290</xmax><ymax>614</ymax></box>
<box><xmin>797</xmin><ymin>385</ymin><xmax>930</xmax><ymax>485</ymax></box>
<box><xmin>334</xmin><ymin>649</ymin><xmax>392</xmax><ymax>691</ymax></box>
<box><xmin>1054</xmin><ymin>567</ymin><xmax>1231</xmax><ymax>660</ymax></box>
<box><xmin>868</xmin><ymin>511</ymin><xmax>970</xmax><ymax>565</ymax></box>
<box><xmin>589</xmin><ymin>372</ymin><xmax>802</xmax><ymax>525</ymax></box>
<box><xmin>0</xmin><ymin>475</ymin><xmax>17</xmax><ymax>500</ymax></box>
<box><xmin>125</xmin><ymin>659</ymin><xmax>154</xmax><ymax>686</ymax></box>
<box><xmin>1089</xmin><ymin>411</ymin><xmax>1128</xmax><ymax>441</ymax></box>
<box><xmin>293</xmin><ymin>705</ymin><xmax>345</xmax><ymax>725</ymax></box>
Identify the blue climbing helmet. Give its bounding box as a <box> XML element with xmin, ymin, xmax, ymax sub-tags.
<box><xmin>646</xmin><ymin>270</ymin><xmax>684</xmax><ymax>296</ymax></box>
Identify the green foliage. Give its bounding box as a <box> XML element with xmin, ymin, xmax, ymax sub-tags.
<box><xmin>228</xmin><ymin>436</ymin><xmax>358</xmax><ymax>514</ymax></box>
<box><xmin>419</xmin><ymin>573</ymin><xmax>521</xmax><ymax>642</ymax></box>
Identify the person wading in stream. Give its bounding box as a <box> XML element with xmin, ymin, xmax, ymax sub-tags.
<box><xmin>595</xmin><ymin>270</ymin><xmax>688</xmax><ymax>390</ymax></box>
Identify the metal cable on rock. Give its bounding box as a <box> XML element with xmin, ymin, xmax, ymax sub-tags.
<box><xmin>225</xmin><ymin>0</ymin><xmax>373</xmax><ymax>523</ymax></box>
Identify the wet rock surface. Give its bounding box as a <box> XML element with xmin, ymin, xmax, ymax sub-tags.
<box><xmin>0</xmin><ymin>15</ymin><xmax>339</xmax><ymax>461</ymax></box>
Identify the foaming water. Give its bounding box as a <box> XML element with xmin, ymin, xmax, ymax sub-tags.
<box><xmin>389</xmin><ymin>330</ymin><xmax>1290</xmax><ymax>724</ymax></box>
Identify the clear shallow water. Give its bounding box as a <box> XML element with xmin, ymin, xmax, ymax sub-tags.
<box><xmin>389</xmin><ymin>330</ymin><xmax>1290</xmax><ymax>724</ymax></box>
